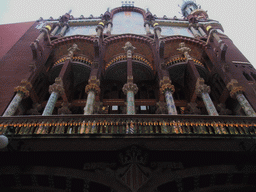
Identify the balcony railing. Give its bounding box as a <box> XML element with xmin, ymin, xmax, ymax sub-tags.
<box><xmin>0</xmin><ymin>114</ymin><xmax>255</xmax><ymax>136</ymax></box>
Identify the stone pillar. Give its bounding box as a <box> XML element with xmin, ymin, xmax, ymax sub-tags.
<box><xmin>42</xmin><ymin>78</ymin><xmax>64</xmax><ymax>116</ymax></box>
<box><xmin>50</xmin><ymin>23</ymin><xmax>60</xmax><ymax>36</ymax></box>
<box><xmin>122</xmin><ymin>83</ymin><xmax>138</xmax><ymax>115</ymax></box>
<box><xmin>96</xmin><ymin>22</ymin><xmax>104</xmax><ymax>37</ymax></box>
<box><xmin>206</xmin><ymin>26</ymin><xmax>223</xmax><ymax>44</ymax></box>
<box><xmin>36</xmin><ymin>24</ymin><xmax>52</xmax><ymax>43</ymax></box>
<box><xmin>153</xmin><ymin>23</ymin><xmax>161</xmax><ymax>39</ymax></box>
<box><xmin>196</xmin><ymin>78</ymin><xmax>219</xmax><ymax>116</ymax></box>
<box><xmin>197</xmin><ymin>25</ymin><xmax>207</xmax><ymax>37</ymax></box>
<box><xmin>159</xmin><ymin>77</ymin><xmax>177</xmax><ymax>115</ymax></box>
<box><xmin>106</xmin><ymin>22</ymin><xmax>112</xmax><ymax>35</ymax></box>
<box><xmin>84</xmin><ymin>78</ymin><xmax>100</xmax><ymax>115</ymax></box>
<box><xmin>144</xmin><ymin>21</ymin><xmax>151</xmax><ymax>35</ymax></box>
<box><xmin>59</xmin><ymin>23</ymin><xmax>69</xmax><ymax>37</ymax></box>
<box><xmin>227</xmin><ymin>79</ymin><xmax>256</xmax><ymax>117</ymax></box>
<box><xmin>189</xmin><ymin>24</ymin><xmax>200</xmax><ymax>38</ymax></box>
<box><xmin>3</xmin><ymin>80</ymin><xmax>32</xmax><ymax>116</ymax></box>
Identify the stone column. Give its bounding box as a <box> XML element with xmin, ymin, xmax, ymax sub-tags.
<box><xmin>3</xmin><ymin>80</ymin><xmax>32</xmax><ymax>116</ymax></box>
<box><xmin>189</xmin><ymin>24</ymin><xmax>200</xmax><ymax>38</ymax></box>
<box><xmin>59</xmin><ymin>23</ymin><xmax>69</xmax><ymax>37</ymax></box>
<box><xmin>42</xmin><ymin>77</ymin><xmax>64</xmax><ymax>116</ymax></box>
<box><xmin>153</xmin><ymin>23</ymin><xmax>161</xmax><ymax>39</ymax></box>
<box><xmin>197</xmin><ymin>24</ymin><xmax>207</xmax><ymax>37</ymax></box>
<box><xmin>96</xmin><ymin>22</ymin><xmax>104</xmax><ymax>37</ymax></box>
<box><xmin>36</xmin><ymin>24</ymin><xmax>52</xmax><ymax>43</ymax></box>
<box><xmin>144</xmin><ymin>21</ymin><xmax>151</xmax><ymax>35</ymax></box>
<box><xmin>159</xmin><ymin>77</ymin><xmax>177</xmax><ymax>115</ymax></box>
<box><xmin>206</xmin><ymin>26</ymin><xmax>223</xmax><ymax>44</ymax></box>
<box><xmin>196</xmin><ymin>78</ymin><xmax>219</xmax><ymax>116</ymax></box>
<box><xmin>227</xmin><ymin>79</ymin><xmax>256</xmax><ymax>117</ymax></box>
<box><xmin>122</xmin><ymin>83</ymin><xmax>138</xmax><ymax>115</ymax></box>
<box><xmin>106</xmin><ymin>22</ymin><xmax>112</xmax><ymax>35</ymax></box>
<box><xmin>83</xmin><ymin>78</ymin><xmax>100</xmax><ymax>115</ymax></box>
<box><xmin>50</xmin><ymin>23</ymin><xmax>60</xmax><ymax>36</ymax></box>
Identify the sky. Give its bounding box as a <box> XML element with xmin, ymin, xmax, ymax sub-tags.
<box><xmin>0</xmin><ymin>0</ymin><xmax>255</xmax><ymax>68</ymax></box>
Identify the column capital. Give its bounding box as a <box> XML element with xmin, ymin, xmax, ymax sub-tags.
<box><xmin>67</xmin><ymin>43</ymin><xmax>80</xmax><ymax>59</ymax></box>
<box><xmin>177</xmin><ymin>42</ymin><xmax>192</xmax><ymax>60</ymax></box>
<box><xmin>122</xmin><ymin>83</ymin><xmax>138</xmax><ymax>95</ymax></box>
<box><xmin>226</xmin><ymin>79</ymin><xmax>245</xmax><ymax>98</ymax></box>
<box><xmin>49</xmin><ymin>77</ymin><xmax>65</xmax><ymax>95</ymax></box>
<box><xmin>85</xmin><ymin>77</ymin><xmax>100</xmax><ymax>95</ymax></box>
<box><xmin>159</xmin><ymin>77</ymin><xmax>175</xmax><ymax>94</ymax></box>
<box><xmin>14</xmin><ymin>79</ymin><xmax>32</xmax><ymax>98</ymax></box>
<box><xmin>195</xmin><ymin>78</ymin><xmax>210</xmax><ymax>96</ymax></box>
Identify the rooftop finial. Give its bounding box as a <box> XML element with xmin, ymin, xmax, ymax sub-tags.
<box><xmin>180</xmin><ymin>0</ymin><xmax>198</xmax><ymax>17</ymax></box>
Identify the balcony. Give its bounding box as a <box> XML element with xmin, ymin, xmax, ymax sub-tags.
<box><xmin>1</xmin><ymin>114</ymin><xmax>255</xmax><ymax>137</ymax></box>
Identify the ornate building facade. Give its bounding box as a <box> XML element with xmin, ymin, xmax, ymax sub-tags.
<box><xmin>0</xmin><ymin>1</ymin><xmax>256</xmax><ymax>191</ymax></box>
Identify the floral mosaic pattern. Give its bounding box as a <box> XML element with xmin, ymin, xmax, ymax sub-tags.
<box><xmin>201</xmin><ymin>92</ymin><xmax>219</xmax><ymax>116</ymax></box>
<box><xmin>165</xmin><ymin>91</ymin><xmax>177</xmax><ymax>115</ymax></box>
<box><xmin>112</xmin><ymin>12</ymin><xmax>145</xmax><ymax>35</ymax></box>
<box><xmin>3</xmin><ymin>93</ymin><xmax>23</xmax><ymax>116</ymax></box>
<box><xmin>127</xmin><ymin>91</ymin><xmax>135</xmax><ymax>115</ymax></box>
<box><xmin>84</xmin><ymin>91</ymin><xmax>96</xmax><ymax>115</ymax></box>
<box><xmin>236</xmin><ymin>93</ymin><xmax>256</xmax><ymax>117</ymax></box>
<box><xmin>42</xmin><ymin>92</ymin><xmax>59</xmax><ymax>116</ymax></box>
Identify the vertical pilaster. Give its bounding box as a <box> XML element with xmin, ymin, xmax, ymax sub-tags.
<box><xmin>153</xmin><ymin>23</ymin><xmax>161</xmax><ymax>39</ymax></box>
<box><xmin>50</xmin><ymin>23</ymin><xmax>60</xmax><ymax>36</ymax></box>
<box><xmin>42</xmin><ymin>78</ymin><xmax>64</xmax><ymax>116</ymax></box>
<box><xmin>106</xmin><ymin>22</ymin><xmax>112</xmax><ymax>35</ymax></box>
<box><xmin>160</xmin><ymin>77</ymin><xmax>177</xmax><ymax>115</ymax></box>
<box><xmin>96</xmin><ymin>22</ymin><xmax>104</xmax><ymax>37</ymax></box>
<box><xmin>196</xmin><ymin>78</ymin><xmax>219</xmax><ymax>116</ymax></box>
<box><xmin>144</xmin><ymin>21</ymin><xmax>151</xmax><ymax>35</ymax></box>
<box><xmin>59</xmin><ymin>23</ymin><xmax>69</xmax><ymax>37</ymax></box>
<box><xmin>189</xmin><ymin>24</ymin><xmax>200</xmax><ymax>38</ymax></box>
<box><xmin>197</xmin><ymin>24</ymin><xmax>207</xmax><ymax>37</ymax></box>
<box><xmin>3</xmin><ymin>80</ymin><xmax>32</xmax><ymax>116</ymax></box>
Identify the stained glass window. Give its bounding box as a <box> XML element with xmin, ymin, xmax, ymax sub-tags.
<box><xmin>112</xmin><ymin>11</ymin><xmax>145</xmax><ymax>35</ymax></box>
<box><xmin>160</xmin><ymin>26</ymin><xmax>194</xmax><ymax>38</ymax></box>
<box><xmin>64</xmin><ymin>25</ymin><xmax>97</xmax><ymax>36</ymax></box>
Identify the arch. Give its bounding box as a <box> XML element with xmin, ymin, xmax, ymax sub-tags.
<box><xmin>138</xmin><ymin>164</ymin><xmax>256</xmax><ymax>192</ymax></box>
<box><xmin>0</xmin><ymin>166</ymin><xmax>130</xmax><ymax>192</ymax></box>
<box><xmin>110</xmin><ymin>6</ymin><xmax>146</xmax><ymax>20</ymax></box>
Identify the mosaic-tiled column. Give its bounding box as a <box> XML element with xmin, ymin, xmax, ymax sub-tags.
<box><xmin>3</xmin><ymin>80</ymin><xmax>32</xmax><ymax>116</ymax></box>
<box><xmin>227</xmin><ymin>79</ymin><xmax>256</xmax><ymax>117</ymax></box>
<box><xmin>42</xmin><ymin>77</ymin><xmax>64</xmax><ymax>116</ymax></box>
<box><xmin>84</xmin><ymin>78</ymin><xmax>100</xmax><ymax>115</ymax></box>
<box><xmin>159</xmin><ymin>77</ymin><xmax>177</xmax><ymax>115</ymax></box>
<box><xmin>122</xmin><ymin>83</ymin><xmax>138</xmax><ymax>115</ymax></box>
<box><xmin>196</xmin><ymin>78</ymin><xmax>219</xmax><ymax>116</ymax></box>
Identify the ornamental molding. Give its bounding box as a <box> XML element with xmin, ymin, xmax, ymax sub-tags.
<box><xmin>49</xmin><ymin>77</ymin><xmax>65</xmax><ymax>95</ymax></box>
<box><xmin>122</xmin><ymin>83</ymin><xmax>138</xmax><ymax>95</ymax></box>
<box><xmin>85</xmin><ymin>77</ymin><xmax>100</xmax><ymax>95</ymax></box>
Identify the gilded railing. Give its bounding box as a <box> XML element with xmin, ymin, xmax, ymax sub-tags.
<box><xmin>0</xmin><ymin>115</ymin><xmax>255</xmax><ymax>136</ymax></box>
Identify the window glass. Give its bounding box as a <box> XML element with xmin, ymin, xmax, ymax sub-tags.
<box><xmin>112</xmin><ymin>11</ymin><xmax>145</xmax><ymax>34</ymax></box>
<box><xmin>160</xmin><ymin>26</ymin><xmax>194</xmax><ymax>37</ymax></box>
<box><xmin>64</xmin><ymin>25</ymin><xmax>97</xmax><ymax>36</ymax></box>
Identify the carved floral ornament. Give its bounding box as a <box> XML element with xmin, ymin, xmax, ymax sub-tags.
<box><xmin>195</xmin><ymin>78</ymin><xmax>210</xmax><ymax>96</ymax></box>
<box><xmin>14</xmin><ymin>79</ymin><xmax>32</xmax><ymax>98</ymax></box>
<box><xmin>226</xmin><ymin>79</ymin><xmax>245</xmax><ymax>98</ymax></box>
<box><xmin>85</xmin><ymin>77</ymin><xmax>101</xmax><ymax>95</ymax></box>
<box><xmin>49</xmin><ymin>77</ymin><xmax>65</xmax><ymax>95</ymax></box>
<box><xmin>122</xmin><ymin>82</ymin><xmax>138</xmax><ymax>95</ymax></box>
<box><xmin>159</xmin><ymin>77</ymin><xmax>175</xmax><ymax>94</ymax></box>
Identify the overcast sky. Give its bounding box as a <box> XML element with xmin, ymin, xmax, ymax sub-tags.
<box><xmin>0</xmin><ymin>0</ymin><xmax>255</xmax><ymax>68</ymax></box>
